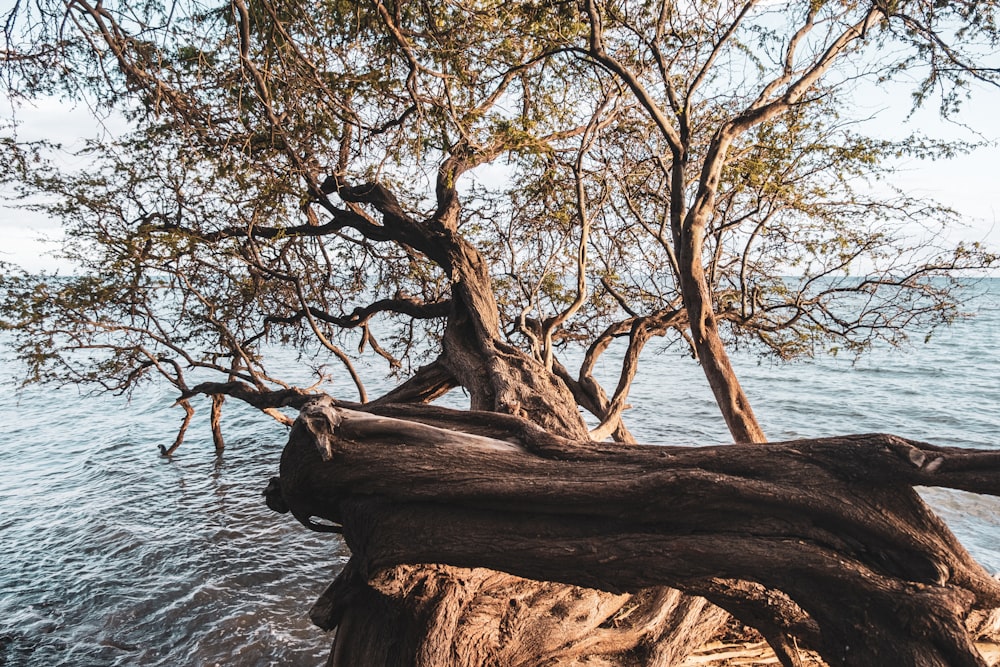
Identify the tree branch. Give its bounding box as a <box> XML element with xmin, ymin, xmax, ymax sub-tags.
<box><xmin>274</xmin><ymin>400</ymin><xmax>1000</xmax><ymax>666</ymax></box>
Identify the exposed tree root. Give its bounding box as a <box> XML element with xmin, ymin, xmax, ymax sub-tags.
<box><xmin>269</xmin><ymin>398</ymin><xmax>1000</xmax><ymax>667</ymax></box>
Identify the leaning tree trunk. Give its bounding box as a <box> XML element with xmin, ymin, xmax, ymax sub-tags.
<box><xmin>292</xmin><ymin>220</ymin><xmax>732</xmax><ymax>664</ymax></box>
<box><xmin>270</xmin><ymin>398</ymin><xmax>1000</xmax><ymax>667</ymax></box>
<box><xmin>676</xmin><ymin>205</ymin><xmax>766</xmax><ymax>445</ymax></box>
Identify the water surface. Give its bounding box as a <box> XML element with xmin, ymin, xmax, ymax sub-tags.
<box><xmin>1</xmin><ymin>281</ymin><xmax>998</xmax><ymax>665</ymax></box>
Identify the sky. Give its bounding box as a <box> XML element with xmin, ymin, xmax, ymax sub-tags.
<box><xmin>1</xmin><ymin>59</ymin><xmax>999</xmax><ymax>274</ymax></box>
<box><xmin>0</xmin><ymin>98</ymin><xmax>121</xmax><ymax>273</ymax></box>
<box><xmin>857</xmin><ymin>84</ymin><xmax>1000</xmax><ymax>248</ymax></box>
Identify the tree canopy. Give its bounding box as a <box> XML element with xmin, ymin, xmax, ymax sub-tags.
<box><xmin>2</xmin><ymin>0</ymin><xmax>996</xmax><ymax>443</ymax></box>
<box><xmin>2</xmin><ymin>1</ymin><xmax>1000</xmax><ymax>665</ymax></box>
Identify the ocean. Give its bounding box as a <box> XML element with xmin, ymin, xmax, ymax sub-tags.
<box><xmin>1</xmin><ymin>280</ymin><xmax>998</xmax><ymax>666</ymax></box>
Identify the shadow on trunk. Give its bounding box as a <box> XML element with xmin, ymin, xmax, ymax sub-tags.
<box><xmin>268</xmin><ymin>397</ymin><xmax>1000</xmax><ymax>667</ymax></box>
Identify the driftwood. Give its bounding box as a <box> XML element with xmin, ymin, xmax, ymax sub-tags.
<box><xmin>268</xmin><ymin>396</ymin><xmax>1000</xmax><ymax>667</ymax></box>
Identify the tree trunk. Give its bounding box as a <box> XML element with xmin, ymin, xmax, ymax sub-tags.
<box><xmin>298</xmin><ymin>176</ymin><xmax>734</xmax><ymax>665</ymax></box>
<box><xmin>289</xmin><ymin>228</ymin><xmax>730</xmax><ymax>664</ymax></box>
<box><xmin>270</xmin><ymin>398</ymin><xmax>1000</xmax><ymax>667</ymax></box>
<box><xmin>306</xmin><ymin>333</ymin><xmax>730</xmax><ymax>664</ymax></box>
<box><xmin>677</xmin><ymin>210</ymin><xmax>766</xmax><ymax>445</ymax></box>
<box><xmin>312</xmin><ymin>561</ymin><xmax>726</xmax><ymax>667</ymax></box>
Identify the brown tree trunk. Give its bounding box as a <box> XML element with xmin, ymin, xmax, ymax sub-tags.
<box><xmin>294</xmin><ymin>226</ymin><xmax>732</xmax><ymax>665</ymax></box>
<box><xmin>314</xmin><ymin>562</ymin><xmax>726</xmax><ymax>667</ymax></box>
<box><xmin>678</xmin><ymin>212</ymin><xmax>766</xmax><ymax>445</ymax></box>
<box><xmin>439</xmin><ymin>234</ymin><xmax>592</xmax><ymax>438</ymax></box>
<box><xmin>271</xmin><ymin>399</ymin><xmax>1000</xmax><ymax>667</ymax></box>
<box><xmin>309</xmin><ymin>427</ymin><xmax>730</xmax><ymax>664</ymax></box>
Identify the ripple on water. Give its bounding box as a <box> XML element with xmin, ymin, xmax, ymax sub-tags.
<box><xmin>0</xmin><ymin>379</ymin><xmax>345</xmax><ymax>666</ymax></box>
<box><xmin>2</xmin><ymin>282</ymin><xmax>1000</xmax><ymax>665</ymax></box>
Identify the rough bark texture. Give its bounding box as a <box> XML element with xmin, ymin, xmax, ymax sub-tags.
<box><xmin>268</xmin><ymin>398</ymin><xmax>1000</xmax><ymax>667</ymax></box>
<box><xmin>293</xmin><ymin>164</ymin><xmax>731</xmax><ymax>666</ymax></box>
<box><xmin>676</xmin><ymin>212</ymin><xmax>766</xmax><ymax>445</ymax></box>
<box><xmin>313</xmin><ymin>561</ymin><xmax>726</xmax><ymax>667</ymax></box>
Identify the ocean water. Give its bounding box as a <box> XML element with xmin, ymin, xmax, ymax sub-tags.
<box><xmin>1</xmin><ymin>280</ymin><xmax>998</xmax><ymax>666</ymax></box>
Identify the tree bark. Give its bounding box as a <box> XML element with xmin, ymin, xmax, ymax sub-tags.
<box><xmin>309</xmin><ymin>164</ymin><xmax>733</xmax><ymax>665</ymax></box>
<box><xmin>270</xmin><ymin>398</ymin><xmax>1000</xmax><ymax>667</ymax></box>
<box><xmin>281</xmin><ymin>385</ymin><xmax>734</xmax><ymax>665</ymax></box>
<box><xmin>677</xmin><ymin>207</ymin><xmax>767</xmax><ymax>445</ymax></box>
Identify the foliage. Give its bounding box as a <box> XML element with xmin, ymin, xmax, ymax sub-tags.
<box><xmin>1</xmin><ymin>0</ymin><xmax>997</xmax><ymax>442</ymax></box>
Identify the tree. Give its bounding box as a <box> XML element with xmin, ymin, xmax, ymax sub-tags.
<box><xmin>2</xmin><ymin>1</ymin><xmax>998</xmax><ymax>665</ymax></box>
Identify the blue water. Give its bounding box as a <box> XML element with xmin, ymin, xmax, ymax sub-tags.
<box><xmin>1</xmin><ymin>281</ymin><xmax>998</xmax><ymax>665</ymax></box>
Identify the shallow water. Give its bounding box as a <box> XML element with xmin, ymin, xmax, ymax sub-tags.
<box><xmin>0</xmin><ymin>386</ymin><xmax>343</xmax><ymax>666</ymax></box>
<box><xmin>1</xmin><ymin>280</ymin><xmax>998</xmax><ymax>665</ymax></box>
